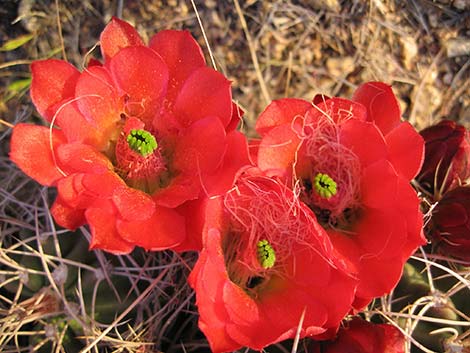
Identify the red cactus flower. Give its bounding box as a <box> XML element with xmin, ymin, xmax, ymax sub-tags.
<box><xmin>309</xmin><ymin>318</ymin><xmax>405</xmax><ymax>353</ymax></box>
<box><xmin>255</xmin><ymin>82</ymin><xmax>425</xmax><ymax>308</ymax></box>
<box><xmin>188</xmin><ymin>170</ymin><xmax>357</xmax><ymax>353</ymax></box>
<box><xmin>429</xmin><ymin>185</ymin><xmax>470</xmax><ymax>261</ymax></box>
<box><xmin>417</xmin><ymin>120</ymin><xmax>470</xmax><ymax>200</ymax></box>
<box><xmin>10</xmin><ymin>18</ymin><xmax>250</xmax><ymax>254</ymax></box>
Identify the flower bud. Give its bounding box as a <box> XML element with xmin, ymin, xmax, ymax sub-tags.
<box><xmin>429</xmin><ymin>186</ymin><xmax>470</xmax><ymax>261</ymax></box>
<box><xmin>309</xmin><ymin>317</ymin><xmax>405</xmax><ymax>353</ymax></box>
<box><xmin>418</xmin><ymin>120</ymin><xmax>470</xmax><ymax>199</ymax></box>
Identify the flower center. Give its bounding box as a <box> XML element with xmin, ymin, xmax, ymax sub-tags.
<box><xmin>223</xmin><ymin>229</ymin><xmax>279</xmax><ymax>298</ymax></box>
<box><xmin>126</xmin><ymin>129</ymin><xmax>158</xmax><ymax>157</ymax></box>
<box><xmin>114</xmin><ymin>119</ymin><xmax>169</xmax><ymax>194</ymax></box>
<box><xmin>298</xmin><ymin>117</ymin><xmax>361</xmax><ymax>230</ymax></box>
<box><xmin>313</xmin><ymin>173</ymin><xmax>337</xmax><ymax>199</ymax></box>
<box><xmin>257</xmin><ymin>240</ymin><xmax>276</xmax><ymax>269</ymax></box>
<box><xmin>220</xmin><ymin>178</ymin><xmax>311</xmax><ymax>298</ymax></box>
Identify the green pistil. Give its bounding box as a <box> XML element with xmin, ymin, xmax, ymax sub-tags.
<box><xmin>314</xmin><ymin>173</ymin><xmax>337</xmax><ymax>199</ymax></box>
<box><xmin>127</xmin><ymin>129</ymin><xmax>158</xmax><ymax>157</ymax></box>
<box><xmin>257</xmin><ymin>239</ymin><xmax>276</xmax><ymax>269</ymax></box>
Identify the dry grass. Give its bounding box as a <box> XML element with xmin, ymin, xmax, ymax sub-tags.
<box><xmin>0</xmin><ymin>0</ymin><xmax>469</xmax><ymax>352</ymax></box>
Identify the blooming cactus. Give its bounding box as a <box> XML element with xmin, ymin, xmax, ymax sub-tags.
<box><xmin>189</xmin><ymin>171</ymin><xmax>357</xmax><ymax>352</ymax></box>
<box><xmin>10</xmin><ymin>18</ymin><xmax>250</xmax><ymax>253</ymax></box>
<box><xmin>309</xmin><ymin>318</ymin><xmax>405</xmax><ymax>353</ymax></box>
<box><xmin>255</xmin><ymin>82</ymin><xmax>425</xmax><ymax>308</ymax></box>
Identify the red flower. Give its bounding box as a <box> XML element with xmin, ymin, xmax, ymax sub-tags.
<box><xmin>10</xmin><ymin>18</ymin><xmax>250</xmax><ymax>253</ymax></box>
<box><xmin>417</xmin><ymin>120</ymin><xmax>470</xmax><ymax>200</ymax></box>
<box><xmin>188</xmin><ymin>171</ymin><xmax>357</xmax><ymax>353</ymax></box>
<box><xmin>309</xmin><ymin>318</ymin><xmax>405</xmax><ymax>353</ymax></box>
<box><xmin>429</xmin><ymin>185</ymin><xmax>470</xmax><ymax>261</ymax></box>
<box><xmin>255</xmin><ymin>82</ymin><xmax>425</xmax><ymax>307</ymax></box>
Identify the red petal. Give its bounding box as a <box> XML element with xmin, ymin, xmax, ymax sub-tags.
<box><xmin>289</xmin><ymin>243</ymin><xmax>356</xmax><ymax>327</ymax></box>
<box><xmin>149</xmin><ymin>30</ymin><xmax>205</xmax><ymax>100</ymax></box>
<box><xmin>152</xmin><ymin>175</ymin><xmax>201</xmax><ymax>208</ymax></box>
<box><xmin>202</xmin><ymin>197</ymin><xmax>226</xmax><ymax>232</ymax></box>
<box><xmin>173</xmin><ymin>67</ymin><xmax>232</xmax><ymax>127</ymax></box>
<box><xmin>351</xmin><ymin>296</ymin><xmax>373</xmax><ymax>311</ymax></box>
<box><xmin>396</xmin><ymin>177</ymin><xmax>425</xmax><ymax>254</ymax></box>
<box><xmin>56</xmin><ymin>143</ymin><xmax>112</xmax><ymax>174</ymax></box>
<box><xmin>386</xmin><ymin>122</ymin><xmax>424</xmax><ymax>180</ymax></box>
<box><xmin>112</xmin><ymin>186</ymin><xmax>156</xmax><ymax>221</ymax></box>
<box><xmin>355</xmin><ymin>254</ymin><xmax>405</xmax><ymax>300</ymax></box>
<box><xmin>30</xmin><ymin>59</ymin><xmax>80</xmax><ymax>121</ymax></box>
<box><xmin>199</xmin><ymin>228</ymin><xmax>229</xmax><ymax>298</ymax></box>
<box><xmin>189</xmin><ymin>228</ymin><xmax>240</xmax><ymax>352</ymax></box>
<box><xmin>172</xmin><ymin>198</ymin><xmax>207</xmax><ymax>252</ymax></box>
<box><xmin>352</xmin><ymin>82</ymin><xmax>401</xmax><ymax>136</ymax></box>
<box><xmin>100</xmin><ymin>17</ymin><xmax>144</xmax><ymax>61</ymax></box>
<box><xmin>200</xmin><ymin>320</ymin><xmax>240</xmax><ymax>353</ymax></box>
<box><xmin>327</xmin><ymin>228</ymin><xmax>361</xmax><ymax>275</ymax></box>
<box><xmin>255</xmin><ymin>98</ymin><xmax>311</xmax><ymax>136</ymax></box>
<box><xmin>257</xmin><ymin>123</ymin><xmax>301</xmax><ymax>175</ymax></box>
<box><xmin>223</xmin><ymin>282</ymin><xmax>259</xmax><ymax>326</ymax></box>
<box><xmin>312</xmin><ymin>94</ymin><xmax>330</xmax><ymax>105</ymax></box>
<box><xmin>290</xmin><ymin>245</ymin><xmax>332</xmax><ymax>288</ymax></box>
<box><xmin>307</xmin><ymin>97</ymin><xmax>367</xmax><ymax>125</ymax></box>
<box><xmin>198</xmin><ymin>230</ymin><xmax>243</xmax><ymax>352</ymax></box>
<box><xmin>10</xmin><ymin>124</ymin><xmax>66</xmax><ymax>186</ymax></box>
<box><xmin>51</xmin><ymin>196</ymin><xmax>85</xmax><ymax>230</ymax></box>
<box><xmin>57</xmin><ymin>172</ymin><xmax>124</xmax><ymax>209</ymax></box>
<box><xmin>86</xmin><ymin>201</ymin><xmax>134</xmax><ymax>254</ymax></box>
<box><xmin>109</xmin><ymin>46</ymin><xmax>168</xmax><ymax>125</ymax></box>
<box><xmin>340</xmin><ymin>119</ymin><xmax>388</xmax><ymax>167</ymax></box>
<box><xmin>361</xmin><ymin>160</ymin><xmax>399</xmax><ymax>209</ymax></box>
<box><xmin>249</xmin><ymin>139</ymin><xmax>260</xmax><ymax>165</ymax></box>
<box><xmin>203</xmin><ymin>130</ymin><xmax>252</xmax><ymax>196</ymax></box>
<box><xmin>54</xmin><ymin>100</ymin><xmax>104</xmax><ymax>148</ymax></box>
<box><xmin>75</xmin><ymin>65</ymin><xmax>121</xmax><ymax>133</ymax></box>
<box><xmin>342</xmin><ymin>319</ymin><xmax>383</xmax><ymax>349</ymax></box>
<box><xmin>355</xmin><ymin>208</ymin><xmax>406</xmax><ymax>259</ymax></box>
<box><xmin>259</xmin><ymin>285</ymin><xmax>328</xmax><ymax>343</ymax></box>
<box><xmin>117</xmin><ymin>205</ymin><xmax>185</xmax><ymax>250</ymax></box>
<box><xmin>57</xmin><ymin>172</ymin><xmax>125</xmax><ymax>209</ymax></box>
<box><xmin>81</xmin><ymin>172</ymin><xmax>124</xmax><ymax>197</ymax></box>
<box><xmin>313</xmin><ymin>269</ymin><xmax>357</xmax><ymax>329</ymax></box>
<box><xmin>87</xmin><ymin>58</ymin><xmax>102</xmax><ymax>67</ymax></box>
<box><xmin>226</xmin><ymin>102</ymin><xmax>244</xmax><ymax>132</ymax></box>
<box><xmin>173</xmin><ymin>116</ymin><xmax>227</xmax><ymax>175</ymax></box>
<box><xmin>56</xmin><ymin>174</ymin><xmax>87</xmax><ymax>208</ymax></box>
<box><xmin>324</xmin><ymin>318</ymin><xmax>405</xmax><ymax>353</ymax></box>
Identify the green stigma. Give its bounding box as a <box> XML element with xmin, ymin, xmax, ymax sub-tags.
<box><xmin>127</xmin><ymin>129</ymin><xmax>158</xmax><ymax>157</ymax></box>
<box><xmin>314</xmin><ymin>172</ymin><xmax>337</xmax><ymax>199</ymax></box>
<box><xmin>257</xmin><ymin>239</ymin><xmax>276</xmax><ymax>269</ymax></box>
